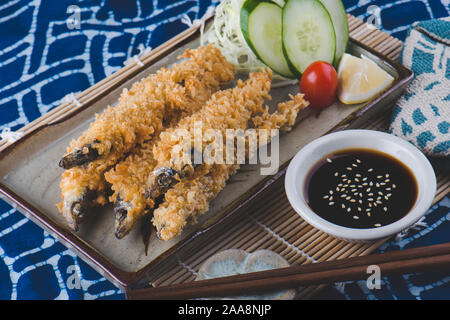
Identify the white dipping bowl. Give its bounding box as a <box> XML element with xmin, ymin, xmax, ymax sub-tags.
<box><xmin>285</xmin><ymin>129</ymin><xmax>436</xmax><ymax>242</ymax></box>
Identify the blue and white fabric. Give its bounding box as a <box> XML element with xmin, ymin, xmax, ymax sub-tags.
<box><xmin>390</xmin><ymin>17</ymin><xmax>450</xmax><ymax>157</ymax></box>
<box><xmin>0</xmin><ymin>0</ymin><xmax>448</xmax><ymax>300</ymax></box>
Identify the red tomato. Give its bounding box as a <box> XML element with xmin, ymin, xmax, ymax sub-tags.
<box><xmin>300</xmin><ymin>61</ymin><xmax>338</xmax><ymax>109</ymax></box>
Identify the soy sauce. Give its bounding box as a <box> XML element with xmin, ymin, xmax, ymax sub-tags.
<box><xmin>305</xmin><ymin>148</ymin><xmax>418</xmax><ymax>229</ymax></box>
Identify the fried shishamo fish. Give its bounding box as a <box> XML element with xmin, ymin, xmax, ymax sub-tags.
<box><xmin>57</xmin><ymin>45</ymin><xmax>235</xmax><ymax>231</ymax></box>
<box><xmin>152</xmin><ymin>94</ymin><xmax>309</xmax><ymax>241</ymax></box>
<box><xmin>105</xmin><ymin>70</ymin><xmax>272</xmax><ymax>239</ymax></box>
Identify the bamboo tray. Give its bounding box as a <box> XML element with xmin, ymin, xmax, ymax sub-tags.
<box><xmin>0</xmin><ymin>14</ymin><xmax>442</xmax><ymax>294</ymax></box>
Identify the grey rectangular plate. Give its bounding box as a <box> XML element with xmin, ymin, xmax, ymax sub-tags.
<box><xmin>0</xmin><ymin>27</ymin><xmax>413</xmax><ymax>290</ymax></box>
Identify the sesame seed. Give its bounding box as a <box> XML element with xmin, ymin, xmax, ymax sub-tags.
<box><xmin>356</xmin><ymin>159</ymin><xmax>361</xmax><ymax>163</ymax></box>
<box><xmin>351</xmin><ymin>188</ymin><xmax>357</xmax><ymax>192</ymax></box>
<box><xmin>327</xmin><ymin>158</ymin><xmax>332</xmax><ymax>163</ymax></box>
<box><xmin>352</xmin><ymin>163</ymin><xmax>358</xmax><ymax>167</ymax></box>
<box><xmin>341</xmin><ymin>194</ymin><xmax>347</xmax><ymax>198</ymax></box>
<box><xmin>368</xmin><ymin>193</ymin><xmax>374</xmax><ymax>196</ymax></box>
<box><xmin>346</xmin><ymin>167</ymin><xmax>352</xmax><ymax>171</ymax></box>
<box><xmin>368</xmin><ymin>198</ymin><xmax>374</xmax><ymax>201</ymax></box>
<box><xmin>358</xmin><ymin>207</ymin><xmax>362</xmax><ymax>212</ymax></box>
<box><xmin>386</xmin><ymin>187</ymin><xmax>391</xmax><ymax>191</ymax></box>
<box><xmin>346</xmin><ymin>196</ymin><xmax>351</xmax><ymax>200</ymax></box>
<box><xmin>329</xmin><ymin>196</ymin><xmax>333</xmax><ymax>201</ymax></box>
<box><xmin>362</xmin><ymin>177</ymin><xmax>368</xmax><ymax>181</ymax></box>
<box><xmin>336</xmin><ymin>187</ymin><xmax>340</xmax><ymax>192</ymax></box>
<box><xmin>376</xmin><ymin>183</ymin><xmax>380</xmax><ymax>187</ymax></box>
<box><xmin>392</xmin><ymin>184</ymin><xmax>396</xmax><ymax>189</ymax></box>
<box><xmin>323</xmin><ymin>195</ymin><xmax>329</xmax><ymax>199</ymax></box>
<box><xmin>350</xmin><ymin>199</ymin><xmax>356</xmax><ymax>203</ymax></box>
<box><xmin>369</xmin><ymin>182</ymin><xmax>374</xmax><ymax>186</ymax></box>
<box><xmin>353</xmin><ymin>216</ymin><xmax>359</xmax><ymax>220</ymax></box>
<box><xmin>341</xmin><ymin>204</ymin><xmax>345</xmax><ymax>209</ymax></box>
<box><xmin>359</xmin><ymin>199</ymin><xmax>363</xmax><ymax>204</ymax></box>
<box><xmin>374</xmin><ymin>223</ymin><xmax>381</xmax><ymax>227</ymax></box>
<box><xmin>329</xmin><ymin>202</ymin><xmax>335</xmax><ymax>206</ymax></box>
<box><xmin>355</xmin><ymin>178</ymin><xmax>360</xmax><ymax>182</ymax></box>
<box><xmin>341</xmin><ymin>174</ymin><xmax>347</xmax><ymax>178</ymax></box>
<box><xmin>329</xmin><ymin>190</ymin><xmax>333</xmax><ymax>195</ymax></box>
<box><xmin>383</xmin><ymin>207</ymin><xmax>387</xmax><ymax>212</ymax></box>
<box><xmin>368</xmin><ymin>168</ymin><xmax>374</xmax><ymax>172</ymax></box>
<box><xmin>380</xmin><ymin>182</ymin><xmax>386</xmax><ymax>186</ymax></box>
<box><xmin>347</xmin><ymin>207</ymin><xmax>351</xmax><ymax>212</ymax></box>
<box><xmin>356</xmin><ymin>173</ymin><xmax>362</xmax><ymax>177</ymax></box>
<box><xmin>367</xmin><ymin>212</ymin><xmax>371</xmax><ymax>217</ymax></box>
<box><xmin>387</xmin><ymin>193</ymin><xmax>392</xmax><ymax>197</ymax></box>
<box><xmin>350</xmin><ymin>185</ymin><xmax>356</xmax><ymax>188</ymax></box>
<box><xmin>334</xmin><ymin>172</ymin><xmax>338</xmax><ymax>176</ymax></box>
<box><xmin>385</xmin><ymin>179</ymin><xmax>390</xmax><ymax>183</ymax></box>
<box><xmin>385</xmin><ymin>174</ymin><xmax>389</xmax><ymax>178</ymax></box>
<box><xmin>338</xmin><ymin>183</ymin><xmax>343</xmax><ymax>187</ymax></box>
<box><xmin>378</xmin><ymin>191</ymin><xmax>383</xmax><ymax>196</ymax></box>
<box><xmin>343</xmin><ymin>184</ymin><xmax>349</xmax><ymax>187</ymax></box>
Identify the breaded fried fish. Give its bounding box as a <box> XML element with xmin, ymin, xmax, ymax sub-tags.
<box><xmin>58</xmin><ymin>44</ymin><xmax>235</xmax><ymax>231</ymax></box>
<box><xmin>106</xmin><ymin>70</ymin><xmax>271</xmax><ymax>238</ymax></box>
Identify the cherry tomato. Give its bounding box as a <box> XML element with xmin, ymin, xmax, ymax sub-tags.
<box><xmin>300</xmin><ymin>61</ymin><xmax>338</xmax><ymax>109</ymax></box>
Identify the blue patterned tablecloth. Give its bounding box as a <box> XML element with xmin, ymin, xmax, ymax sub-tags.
<box><xmin>0</xmin><ymin>0</ymin><xmax>448</xmax><ymax>300</ymax></box>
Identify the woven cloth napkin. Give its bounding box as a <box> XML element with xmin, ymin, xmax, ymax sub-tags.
<box><xmin>389</xmin><ymin>17</ymin><xmax>450</xmax><ymax>158</ymax></box>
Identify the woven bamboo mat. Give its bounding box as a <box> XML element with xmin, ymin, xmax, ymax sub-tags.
<box><xmin>141</xmin><ymin>15</ymin><xmax>449</xmax><ymax>299</ymax></box>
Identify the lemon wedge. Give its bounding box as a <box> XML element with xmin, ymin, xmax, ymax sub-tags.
<box><xmin>337</xmin><ymin>53</ymin><xmax>394</xmax><ymax>104</ymax></box>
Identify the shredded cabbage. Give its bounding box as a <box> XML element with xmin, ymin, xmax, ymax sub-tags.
<box><xmin>202</xmin><ymin>0</ymin><xmax>295</xmax><ymax>82</ymax></box>
<box><xmin>202</xmin><ymin>0</ymin><xmax>266</xmax><ymax>73</ymax></box>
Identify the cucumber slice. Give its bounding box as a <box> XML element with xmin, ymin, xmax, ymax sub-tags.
<box><xmin>241</xmin><ymin>0</ymin><xmax>295</xmax><ymax>78</ymax></box>
<box><xmin>282</xmin><ymin>0</ymin><xmax>336</xmax><ymax>75</ymax></box>
<box><xmin>318</xmin><ymin>0</ymin><xmax>349</xmax><ymax>65</ymax></box>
